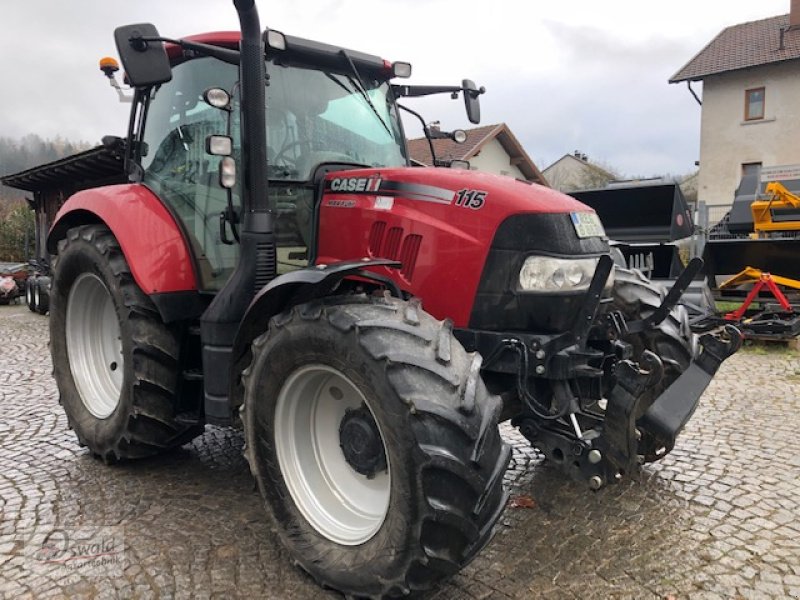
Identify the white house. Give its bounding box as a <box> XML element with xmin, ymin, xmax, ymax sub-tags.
<box><xmin>542</xmin><ymin>151</ymin><xmax>616</xmax><ymax>193</ymax></box>
<box><xmin>670</xmin><ymin>1</ymin><xmax>800</xmax><ymax>207</ymax></box>
<box><xmin>407</xmin><ymin>123</ymin><xmax>547</xmax><ymax>185</ymax></box>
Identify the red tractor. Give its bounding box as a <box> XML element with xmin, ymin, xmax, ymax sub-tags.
<box><xmin>46</xmin><ymin>1</ymin><xmax>740</xmax><ymax>597</ymax></box>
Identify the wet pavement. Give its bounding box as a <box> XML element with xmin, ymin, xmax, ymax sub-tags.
<box><xmin>1</xmin><ymin>303</ymin><xmax>799</xmax><ymax>599</ymax></box>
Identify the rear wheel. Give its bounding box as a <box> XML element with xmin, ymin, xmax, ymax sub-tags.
<box><xmin>243</xmin><ymin>295</ymin><xmax>510</xmax><ymax>598</ymax></box>
<box><xmin>26</xmin><ymin>278</ymin><xmax>36</xmax><ymax>312</ymax></box>
<box><xmin>50</xmin><ymin>224</ymin><xmax>202</xmax><ymax>461</ymax></box>
<box><xmin>34</xmin><ymin>276</ymin><xmax>50</xmax><ymax>315</ymax></box>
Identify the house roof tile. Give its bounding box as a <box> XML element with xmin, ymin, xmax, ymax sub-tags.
<box><xmin>407</xmin><ymin>124</ymin><xmax>500</xmax><ymax>164</ymax></box>
<box><xmin>671</xmin><ymin>14</ymin><xmax>800</xmax><ymax>83</ymax></box>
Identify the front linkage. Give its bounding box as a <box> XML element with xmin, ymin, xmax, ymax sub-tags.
<box><xmin>458</xmin><ymin>256</ymin><xmax>742</xmax><ymax>490</ymax></box>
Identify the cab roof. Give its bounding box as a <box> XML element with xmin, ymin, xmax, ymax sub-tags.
<box><xmin>168</xmin><ymin>31</ymin><xmax>396</xmax><ymax>78</ymax></box>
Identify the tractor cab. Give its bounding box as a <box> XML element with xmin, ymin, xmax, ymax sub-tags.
<box><xmin>113</xmin><ymin>28</ymin><xmax>478</xmax><ymax>289</ymax></box>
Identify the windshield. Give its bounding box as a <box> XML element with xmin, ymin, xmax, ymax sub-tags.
<box><xmin>265</xmin><ymin>60</ymin><xmax>407</xmax><ymax>181</ymax></box>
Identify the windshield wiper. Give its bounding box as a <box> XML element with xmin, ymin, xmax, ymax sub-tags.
<box><xmin>339</xmin><ymin>49</ymin><xmax>393</xmax><ymax>137</ymax></box>
<box><xmin>324</xmin><ymin>72</ymin><xmax>356</xmax><ymax>97</ymax></box>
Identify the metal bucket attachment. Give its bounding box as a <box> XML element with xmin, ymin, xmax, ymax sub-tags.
<box><xmin>703</xmin><ymin>238</ymin><xmax>800</xmax><ymax>296</ymax></box>
<box><xmin>571</xmin><ymin>181</ymin><xmax>694</xmax><ymax>243</ymax></box>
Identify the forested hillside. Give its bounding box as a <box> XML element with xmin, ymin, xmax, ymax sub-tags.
<box><xmin>0</xmin><ymin>134</ymin><xmax>90</xmax><ymax>202</ymax></box>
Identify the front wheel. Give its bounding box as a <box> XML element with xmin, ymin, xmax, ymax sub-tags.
<box><xmin>243</xmin><ymin>296</ymin><xmax>510</xmax><ymax>598</ymax></box>
<box><xmin>610</xmin><ymin>266</ymin><xmax>694</xmax><ymax>461</ymax></box>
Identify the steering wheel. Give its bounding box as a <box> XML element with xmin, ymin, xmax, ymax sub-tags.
<box><xmin>272</xmin><ymin>140</ymin><xmax>310</xmax><ymax>166</ymax></box>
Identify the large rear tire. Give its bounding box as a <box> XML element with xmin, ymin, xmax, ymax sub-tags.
<box><xmin>243</xmin><ymin>295</ymin><xmax>510</xmax><ymax>598</ymax></box>
<box><xmin>50</xmin><ymin>225</ymin><xmax>202</xmax><ymax>461</ymax></box>
<box><xmin>26</xmin><ymin>278</ymin><xmax>36</xmax><ymax>312</ymax></box>
<box><xmin>34</xmin><ymin>276</ymin><xmax>50</xmax><ymax>315</ymax></box>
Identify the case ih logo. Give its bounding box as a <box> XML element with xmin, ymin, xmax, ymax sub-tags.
<box><xmin>329</xmin><ymin>177</ymin><xmax>382</xmax><ymax>193</ymax></box>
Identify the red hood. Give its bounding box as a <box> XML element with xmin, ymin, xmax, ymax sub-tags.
<box><xmin>316</xmin><ymin>166</ymin><xmax>603</xmax><ymax>326</ymax></box>
<box><xmin>323</xmin><ymin>166</ymin><xmax>591</xmax><ymax>215</ymax></box>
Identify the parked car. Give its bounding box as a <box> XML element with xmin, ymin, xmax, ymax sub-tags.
<box><xmin>0</xmin><ymin>263</ymin><xmax>27</xmax><ymax>305</ymax></box>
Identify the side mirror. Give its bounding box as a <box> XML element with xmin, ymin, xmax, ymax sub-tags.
<box><xmin>462</xmin><ymin>79</ymin><xmax>484</xmax><ymax>125</ymax></box>
<box><xmin>114</xmin><ymin>23</ymin><xmax>172</xmax><ymax>87</ymax></box>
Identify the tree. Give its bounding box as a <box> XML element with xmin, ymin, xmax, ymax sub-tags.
<box><xmin>0</xmin><ymin>202</ymin><xmax>35</xmax><ymax>262</ymax></box>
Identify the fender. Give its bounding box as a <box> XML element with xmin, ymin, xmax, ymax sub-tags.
<box><xmin>227</xmin><ymin>259</ymin><xmax>401</xmax><ymax>414</ymax></box>
<box><xmin>48</xmin><ymin>184</ymin><xmax>197</xmax><ymax>294</ymax></box>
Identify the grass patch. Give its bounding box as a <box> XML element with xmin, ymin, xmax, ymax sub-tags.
<box><xmin>715</xmin><ymin>300</ymin><xmax>760</xmax><ymax>313</ymax></box>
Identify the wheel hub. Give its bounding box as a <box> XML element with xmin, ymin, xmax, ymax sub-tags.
<box><xmin>338</xmin><ymin>406</ymin><xmax>387</xmax><ymax>478</ymax></box>
<box><xmin>274</xmin><ymin>365</ymin><xmax>391</xmax><ymax>545</ymax></box>
<box><xmin>65</xmin><ymin>272</ymin><xmax>123</xmax><ymax>419</ymax></box>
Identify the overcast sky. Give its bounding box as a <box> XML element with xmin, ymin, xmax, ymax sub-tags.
<box><xmin>0</xmin><ymin>0</ymin><xmax>791</xmax><ymax>176</ymax></box>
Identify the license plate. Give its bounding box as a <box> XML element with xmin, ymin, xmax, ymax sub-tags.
<box><xmin>570</xmin><ymin>211</ymin><xmax>606</xmax><ymax>239</ymax></box>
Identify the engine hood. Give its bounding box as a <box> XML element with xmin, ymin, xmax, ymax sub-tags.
<box><xmin>323</xmin><ymin>166</ymin><xmax>593</xmax><ymax>216</ymax></box>
<box><xmin>316</xmin><ymin>166</ymin><xmax>608</xmax><ymax>326</ymax></box>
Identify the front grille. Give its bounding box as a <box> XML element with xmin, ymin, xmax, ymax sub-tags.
<box><xmin>368</xmin><ymin>221</ymin><xmax>386</xmax><ymax>256</ymax></box>
<box><xmin>399</xmin><ymin>234</ymin><xmax>422</xmax><ymax>281</ymax></box>
<box><xmin>469</xmin><ymin>213</ymin><xmax>610</xmax><ymax>333</ymax></box>
<box><xmin>383</xmin><ymin>227</ymin><xmax>403</xmax><ymax>260</ymax></box>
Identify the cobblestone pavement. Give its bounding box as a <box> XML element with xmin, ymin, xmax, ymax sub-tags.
<box><xmin>1</xmin><ymin>303</ymin><xmax>799</xmax><ymax>599</ymax></box>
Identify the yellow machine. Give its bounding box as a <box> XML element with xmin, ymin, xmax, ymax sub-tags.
<box><xmin>720</xmin><ymin>266</ymin><xmax>800</xmax><ymax>292</ymax></box>
<box><xmin>751</xmin><ymin>181</ymin><xmax>800</xmax><ymax>236</ymax></box>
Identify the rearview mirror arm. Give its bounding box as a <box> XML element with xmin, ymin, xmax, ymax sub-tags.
<box><xmin>392</xmin><ymin>83</ymin><xmax>486</xmax><ymax>99</ymax></box>
<box><xmin>133</xmin><ymin>36</ymin><xmax>241</xmax><ymax>66</ymax></box>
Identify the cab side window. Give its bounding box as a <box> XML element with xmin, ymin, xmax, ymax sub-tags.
<box><xmin>140</xmin><ymin>57</ymin><xmax>240</xmax><ymax>291</ymax></box>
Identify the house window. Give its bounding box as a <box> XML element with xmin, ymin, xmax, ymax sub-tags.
<box><xmin>745</xmin><ymin>87</ymin><xmax>765</xmax><ymax>121</ymax></box>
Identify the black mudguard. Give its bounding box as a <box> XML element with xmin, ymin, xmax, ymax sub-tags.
<box><xmin>227</xmin><ymin>259</ymin><xmax>401</xmax><ymax>412</ymax></box>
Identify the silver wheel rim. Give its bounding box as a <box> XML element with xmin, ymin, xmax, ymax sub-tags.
<box><xmin>27</xmin><ymin>281</ymin><xmax>33</xmax><ymax>305</ymax></box>
<box><xmin>275</xmin><ymin>364</ymin><xmax>391</xmax><ymax>545</ymax></box>
<box><xmin>65</xmin><ymin>273</ymin><xmax>124</xmax><ymax>419</ymax></box>
<box><xmin>33</xmin><ymin>282</ymin><xmax>40</xmax><ymax>306</ymax></box>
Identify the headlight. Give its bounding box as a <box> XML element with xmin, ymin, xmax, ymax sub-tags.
<box><xmin>518</xmin><ymin>256</ymin><xmax>613</xmax><ymax>292</ymax></box>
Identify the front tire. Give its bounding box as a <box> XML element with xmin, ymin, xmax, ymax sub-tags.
<box><xmin>50</xmin><ymin>225</ymin><xmax>202</xmax><ymax>461</ymax></box>
<box><xmin>610</xmin><ymin>266</ymin><xmax>694</xmax><ymax>460</ymax></box>
<box><xmin>243</xmin><ymin>296</ymin><xmax>510</xmax><ymax>598</ymax></box>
